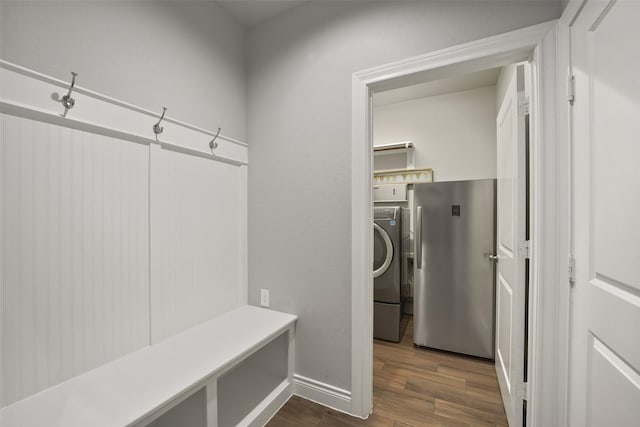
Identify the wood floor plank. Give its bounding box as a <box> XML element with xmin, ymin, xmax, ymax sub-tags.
<box><xmin>415</xmin><ymin>351</ymin><xmax>496</xmax><ymax>376</ymax></box>
<box><xmin>405</xmin><ymin>377</ymin><xmax>507</xmax><ymax>418</ymax></box>
<box><xmin>437</xmin><ymin>364</ymin><xmax>499</xmax><ymax>387</ymax></box>
<box><xmin>267</xmin><ymin>318</ymin><xmax>508</xmax><ymax>426</ymax></box>
<box><xmin>373</xmin><ymin>358</ymin><xmax>385</xmax><ymax>371</ymax></box>
<box><xmin>373</xmin><ymin>368</ymin><xmax>408</xmax><ymax>394</ymax></box>
<box><xmin>465</xmin><ymin>382</ymin><xmax>504</xmax><ymax>404</ymax></box>
<box><xmin>382</xmin><ymin>362</ymin><xmax>466</xmax><ymax>391</ymax></box>
<box><xmin>434</xmin><ymin>399</ymin><xmax>509</xmax><ymax>426</ymax></box>
<box><xmin>378</xmin><ymin>353</ymin><xmax>440</xmax><ymax>373</ymax></box>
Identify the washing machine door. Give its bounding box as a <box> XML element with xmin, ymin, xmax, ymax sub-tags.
<box><xmin>373</xmin><ymin>223</ymin><xmax>393</xmax><ymax>278</ymax></box>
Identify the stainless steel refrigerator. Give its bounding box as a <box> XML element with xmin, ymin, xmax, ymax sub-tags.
<box><xmin>413</xmin><ymin>179</ymin><xmax>496</xmax><ymax>359</ymax></box>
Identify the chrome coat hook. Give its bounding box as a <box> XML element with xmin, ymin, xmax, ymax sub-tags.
<box><xmin>153</xmin><ymin>107</ymin><xmax>167</xmax><ymax>136</ymax></box>
<box><xmin>61</xmin><ymin>72</ymin><xmax>78</xmax><ymax>110</ymax></box>
<box><xmin>209</xmin><ymin>127</ymin><xmax>222</xmax><ymax>150</ymax></box>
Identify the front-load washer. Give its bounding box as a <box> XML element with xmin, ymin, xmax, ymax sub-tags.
<box><xmin>373</xmin><ymin>206</ymin><xmax>403</xmax><ymax>342</ymax></box>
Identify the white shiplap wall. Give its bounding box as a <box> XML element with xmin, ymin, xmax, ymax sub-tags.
<box><xmin>0</xmin><ymin>62</ymin><xmax>249</xmax><ymax>407</ymax></box>
<box><xmin>0</xmin><ymin>114</ymin><xmax>150</xmax><ymax>406</ymax></box>
<box><xmin>150</xmin><ymin>145</ymin><xmax>245</xmax><ymax>343</ymax></box>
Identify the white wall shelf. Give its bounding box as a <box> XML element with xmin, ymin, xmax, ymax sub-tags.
<box><xmin>373</xmin><ymin>141</ymin><xmax>415</xmax><ymax>171</ymax></box>
<box><xmin>0</xmin><ymin>60</ymin><xmax>248</xmax><ymax>166</ymax></box>
<box><xmin>373</xmin><ymin>141</ymin><xmax>414</xmax><ymax>153</ymax></box>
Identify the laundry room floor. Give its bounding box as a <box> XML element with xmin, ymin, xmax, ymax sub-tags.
<box><xmin>267</xmin><ymin>318</ymin><xmax>508</xmax><ymax>427</ymax></box>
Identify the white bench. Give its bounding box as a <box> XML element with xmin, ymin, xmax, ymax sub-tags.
<box><xmin>0</xmin><ymin>306</ymin><xmax>297</xmax><ymax>427</ymax></box>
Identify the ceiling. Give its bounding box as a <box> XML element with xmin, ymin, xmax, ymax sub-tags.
<box><xmin>373</xmin><ymin>68</ymin><xmax>501</xmax><ymax>107</ymax></box>
<box><xmin>216</xmin><ymin>0</ymin><xmax>307</xmax><ymax>28</ymax></box>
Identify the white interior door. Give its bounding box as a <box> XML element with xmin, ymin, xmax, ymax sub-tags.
<box><xmin>569</xmin><ymin>1</ymin><xmax>640</xmax><ymax>426</ymax></box>
<box><xmin>495</xmin><ymin>64</ymin><xmax>527</xmax><ymax>427</ymax></box>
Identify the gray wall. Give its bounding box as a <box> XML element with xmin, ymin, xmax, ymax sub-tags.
<box><xmin>373</xmin><ymin>86</ymin><xmax>497</xmax><ymax>181</ymax></box>
<box><xmin>0</xmin><ymin>1</ymin><xmax>247</xmax><ymax>140</ymax></box>
<box><xmin>247</xmin><ymin>0</ymin><xmax>561</xmax><ymax>391</ymax></box>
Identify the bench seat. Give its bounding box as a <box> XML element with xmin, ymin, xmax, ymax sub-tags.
<box><xmin>0</xmin><ymin>305</ymin><xmax>297</xmax><ymax>427</ymax></box>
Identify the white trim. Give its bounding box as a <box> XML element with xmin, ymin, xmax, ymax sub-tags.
<box><xmin>552</xmin><ymin>3</ymin><xmax>581</xmax><ymax>425</ymax></box>
<box><xmin>0</xmin><ymin>99</ymin><xmax>3</xmax><ymax>409</ymax></box>
<box><xmin>0</xmin><ymin>61</ymin><xmax>247</xmax><ymax>147</ymax></box>
<box><xmin>293</xmin><ymin>374</ymin><xmax>352</xmax><ymax>415</ymax></box>
<box><xmin>527</xmin><ymin>23</ymin><xmax>572</xmax><ymax>427</ymax></box>
<box><xmin>351</xmin><ymin>67</ymin><xmax>374</xmax><ymax>418</ymax></box>
<box><xmin>355</xmin><ymin>21</ymin><xmax>557</xmax><ymax>91</ymax></box>
<box><xmin>0</xmin><ymin>60</ymin><xmax>248</xmax><ymax>166</ymax></box>
<box><xmin>351</xmin><ymin>20</ymin><xmax>567</xmax><ymax>424</ymax></box>
<box><xmin>206</xmin><ymin>377</ymin><xmax>218</xmax><ymax>427</ymax></box>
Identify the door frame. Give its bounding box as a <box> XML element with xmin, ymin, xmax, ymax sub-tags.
<box><xmin>350</xmin><ymin>20</ymin><xmax>570</xmax><ymax>425</ymax></box>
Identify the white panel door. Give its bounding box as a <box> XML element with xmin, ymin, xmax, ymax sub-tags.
<box><xmin>495</xmin><ymin>65</ymin><xmax>527</xmax><ymax>427</ymax></box>
<box><xmin>569</xmin><ymin>1</ymin><xmax>640</xmax><ymax>426</ymax></box>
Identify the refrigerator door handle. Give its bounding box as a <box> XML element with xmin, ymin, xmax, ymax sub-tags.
<box><xmin>416</xmin><ymin>205</ymin><xmax>422</xmax><ymax>269</ymax></box>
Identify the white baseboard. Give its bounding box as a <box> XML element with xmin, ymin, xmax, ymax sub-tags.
<box><xmin>292</xmin><ymin>374</ymin><xmax>353</xmax><ymax>415</ymax></box>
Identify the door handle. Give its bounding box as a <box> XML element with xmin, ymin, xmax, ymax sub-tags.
<box><xmin>416</xmin><ymin>206</ymin><xmax>422</xmax><ymax>269</ymax></box>
<box><xmin>489</xmin><ymin>254</ymin><xmax>500</xmax><ymax>262</ymax></box>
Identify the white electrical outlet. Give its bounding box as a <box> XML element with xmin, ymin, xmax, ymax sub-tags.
<box><xmin>260</xmin><ymin>289</ymin><xmax>270</xmax><ymax>307</ymax></box>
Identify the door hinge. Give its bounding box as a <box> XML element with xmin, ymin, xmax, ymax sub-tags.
<box><xmin>519</xmin><ymin>240</ymin><xmax>531</xmax><ymax>259</ymax></box>
<box><xmin>568</xmin><ymin>255</ymin><xmax>576</xmax><ymax>287</ymax></box>
<box><xmin>567</xmin><ymin>75</ymin><xmax>575</xmax><ymax>105</ymax></box>
<box><xmin>518</xmin><ymin>97</ymin><xmax>530</xmax><ymax>115</ymax></box>
<box><xmin>517</xmin><ymin>382</ymin><xmax>528</xmax><ymax>400</ymax></box>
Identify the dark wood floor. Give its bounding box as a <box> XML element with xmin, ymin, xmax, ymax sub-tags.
<box><xmin>267</xmin><ymin>318</ymin><xmax>508</xmax><ymax>427</ymax></box>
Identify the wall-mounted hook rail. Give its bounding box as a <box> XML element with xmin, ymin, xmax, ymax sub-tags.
<box><xmin>209</xmin><ymin>127</ymin><xmax>222</xmax><ymax>150</ymax></box>
<box><xmin>153</xmin><ymin>107</ymin><xmax>167</xmax><ymax>136</ymax></box>
<box><xmin>61</xmin><ymin>71</ymin><xmax>78</xmax><ymax>110</ymax></box>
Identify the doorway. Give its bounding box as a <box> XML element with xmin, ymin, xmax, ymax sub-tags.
<box><xmin>370</xmin><ymin>62</ymin><xmax>528</xmax><ymax>426</ymax></box>
<box><xmin>350</xmin><ymin>21</ymin><xmax>568</xmax><ymax>426</ymax></box>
